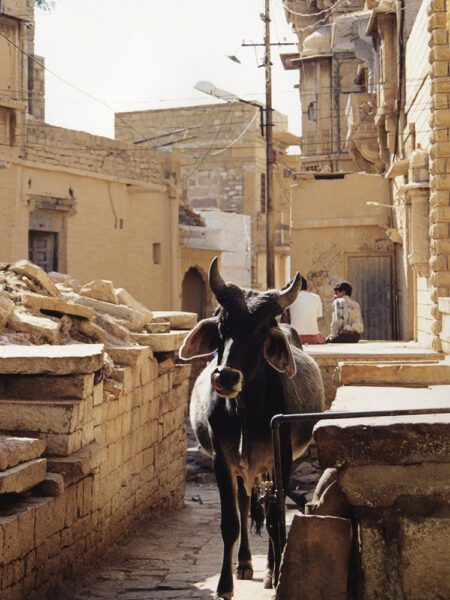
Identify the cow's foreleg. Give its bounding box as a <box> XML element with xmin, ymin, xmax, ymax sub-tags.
<box><xmin>266</xmin><ymin>423</ymin><xmax>292</xmax><ymax>588</ymax></box>
<box><xmin>214</xmin><ymin>451</ymin><xmax>239</xmax><ymax>600</ymax></box>
<box><xmin>263</xmin><ymin>539</ymin><xmax>274</xmax><ymax>589</ymax></box>
<box><xmin>236</xmin><ymin>477</ymin><xmax>253</xmax><ymax>580</ymax></box>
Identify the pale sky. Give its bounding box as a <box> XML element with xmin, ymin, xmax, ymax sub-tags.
<box><xmin>34</xmin><ymin>0</ymin><xmax>302</xmax><ymax>141</ymax></box>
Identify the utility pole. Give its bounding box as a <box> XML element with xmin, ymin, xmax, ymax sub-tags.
<box><xmin>264</xmin><ymin>0</ymin><xmax>275</xmax><ymax>289</ymax></box>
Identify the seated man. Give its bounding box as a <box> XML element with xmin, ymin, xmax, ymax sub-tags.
<box><xmin>326</xmin><ymin>281</ymin><xmax>363</xmax><ymax>343</ymax></box>
<box><xmin>283</xmin><ymin>276</ymin><xmax>325</xmax><ymax>345</ymax></box>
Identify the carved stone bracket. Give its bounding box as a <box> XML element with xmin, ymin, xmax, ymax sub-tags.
<box><xmin>398</xmin><ymin>183</ymin><xmax>430</xmax><ymax>277</ymax></box>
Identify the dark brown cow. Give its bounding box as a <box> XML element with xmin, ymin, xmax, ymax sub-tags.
<box><xmin>180</xmin><ymin>258</ymin><xmax>324</xmax><ymax>599</ymax></box>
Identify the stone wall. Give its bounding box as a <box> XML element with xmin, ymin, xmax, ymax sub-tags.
<box><xmin>0</xmin><ymin>343</ymin><xmax>191</xmax><ymax>600</ymax></box>
<box><xmin>428</xmin><ymin>0</ymin><xmax>450</xmax><ymax>351</ymax></box>
<box><xmin>24</xmin><ymin>122</ymin><xmax>174</xmax><ymax>186</ymax></box>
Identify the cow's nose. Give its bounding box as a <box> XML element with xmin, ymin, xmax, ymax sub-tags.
<box><xmin>218</xmin><ymin>368</ymin><xmax>241</xmax><ymax>388</ymax></box>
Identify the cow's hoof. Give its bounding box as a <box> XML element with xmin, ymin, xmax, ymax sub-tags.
<box><xmin>236</xmin><ymin>562</ymin><xmax>253</xmax><ymax>580</ymax></box>
<box><xmin>215</xmin><ymin>594</ymin><xmax>233</xmax><ymax>600</ymax></box>
<box><xmin>263</xmin><ymin>573</ymin><xmax>273</xmax><ymax>589</ymax></box>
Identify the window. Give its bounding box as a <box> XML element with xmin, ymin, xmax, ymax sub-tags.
<box><xmin>153</xmin><ymin>243</ymin><xmax>161</xmax><ymax>265</ymax></box>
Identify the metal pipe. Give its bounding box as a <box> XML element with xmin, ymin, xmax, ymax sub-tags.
<box><xmin>271</xmin><ymin>407</ymin><xmax>450</xmax><ymax>552</ymax></box>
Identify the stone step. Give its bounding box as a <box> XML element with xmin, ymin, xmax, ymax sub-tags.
<box><xmin>331</xmin><ymin>384</ymin><xmax>450</xmax><ymax>413</ymax></box>
<box><xmin>337</xmin><ymin>361</ymin><xmax>450</xmax><ymax>386</ymax></box>
<box><xmin>0</xmin><ymin>398</ymin><xmax>88</xmax><ymax>434</ymax></box>
<box><xmin>0</xmin><ymin>435</ymin><xmax>46</xmax><ymax>471</ymax></box>
<box><xmin>0</xmin><ymin>458</ymin><xmax>47</xmax><ymax>494</ymax></box>
<box><xmin>0</xmin><ymin>344</ymin><xmax>104</xmax><ymax>375</ymax></box>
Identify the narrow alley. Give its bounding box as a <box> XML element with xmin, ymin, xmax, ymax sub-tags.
<box><xmin>55</xmin><ymin>480</ymin><xmax>289</xmax><ymax>600</ymax></box>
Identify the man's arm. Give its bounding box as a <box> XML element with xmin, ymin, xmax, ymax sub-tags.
<box><xmin>329</xmin><ymin>299</ymin><xmax>342</xmax><ymax>339</ymax></box>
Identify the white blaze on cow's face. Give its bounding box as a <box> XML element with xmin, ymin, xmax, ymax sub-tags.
<box><xmin>210</xmin><ymin>336</ymin><xmax>244</xmax><ymax>398</ymax></box>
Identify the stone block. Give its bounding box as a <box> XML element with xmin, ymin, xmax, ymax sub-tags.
<box><xmin>46</xmin><ymin>441</ymin><xmax>106</xmax><ymax>478</ymax></box>
<box><xmin>79</xmin><ymin>279</ymin><xmax>117</xmax><ymax>304</ymax></box>
<box><xmin>157</xmin><ymin>356</ymin><xmax>175</xmax><ymax>375</ymax></box>
<box><xmin>0</xmin><ymin>294</ymin><xmax>14</xmax><ymax>327</ymax></box>
<box><xmin>174</xmin><ymin>363</ymin><xmax>191</xmax><ymax>385</ymax></box>
<box><xmin>43</xmin><ymin>429</ymin><xmax>83</xmax><ymax>457</ymax></box>
<box><xmin>399</xmin><ymin>515</ymin><xmax>450</xmax><ymax>599</ymax></box>
<box><xmin>94</xmin><ymin>313</ymin><xmax>129</xmax><ymax>342</ymax></box>
<box><xmin>0</xmin><ymin>435</ymin><xmax>46</xmax><ymax>470</ymax></box>
<box><xmin>115</xmin><ymin>287</ymin><xmax>152</xmax><ymax>324</ymax></box>
<box><xmin>1</xmin><ymin>373</ymin><xmax>94</xmax><ymax>400</ymax></box>
<box><xmin>8</xmin><ymin>309</ymin><xmax>61</xmax><ymax>344</ymax></box>
<box><xmin>337</xmin><ymin>361</ymin><xmax>450</xmax><ymax>386</ymax></box>
<box><xmin>9</xmin><ymin>260</ymin><xmax>59</xmax><ymax>297</ymax></box>
<box><xmin>106</xmin><ymin>345</ymin><xmax>152</xmax><ymax>366</ymax></box>
<box><xmin>21</xmin><ymin>293</ymin><xmax>94</xmax><ymax>319</ymax></box>
<box><xmin>0</xmin><ymin>458</ymin><xmax>47</xmax><ymax>494</ymax></box>
<box><xmin>144</xmin><ymin>322</ymin><xmax>170</xmax><ymax>333</ymax></box>
<box><xmin>275</xmin><ymin>514</ymin><xmax>352</xmax><ymax>600</ymax></box>
<box><xmin>35</xmin><ymin>496</ymin><xmax>65</xmax><ymax>546</ymax></box>
<box><xmin>0</xmin><ymin>399</ymin><xmax>85</xmax><ymax>434</ymax></box>
<box><xmin>38</xmin><ymin>472</ymin><xmax>64</xmax><ymax>496</ymax></box>
<box><xmin>0</xmin><ymin>344</ymin><xmax>104</xmax><ymax>375</ymax></box>
<box><xmin>143</xmin><ymin>330</ymin><xmax>189</xmax><ymax>353</ymax></box>
<box><xmin>73</xmin><ymin>318</ymin><xmax>107</xmax><ymax>342</ymax></box>
<box><xmin>339</xmin><ymin>462</ymin><xmax>450</xmax><ymax>507</ymax></box>
<box><xmin>75</xmin><ymin>295</ymin><xmax>146</xmax><ymax>331</ymax></box>
<box><xmin>315</xmin><ymin>413</ymin><xmax>450</xmax><ymax>468</ymax></box>
<box><xmin>151</xmin><ymin>311</ymin><xmax>197</xmax><ymax>330</ymax></box>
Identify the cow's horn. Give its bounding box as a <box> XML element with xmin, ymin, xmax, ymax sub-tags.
<box><xmin>277</xmin><ymin>272</ymin><xmax>302</xmax><ymax>311</ymax></box>
<box><xmin>209</xmin><ymin>257</ymin><xmax>226</xmax><ymax>299</ymax></box>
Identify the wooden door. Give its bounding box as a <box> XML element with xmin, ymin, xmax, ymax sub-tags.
<box><xmin>347</xmin><ymin>255</ymin><xmax>394</xmax><ymax>340</ymax></box>
<box><xmin>29</xmin><ymin>231</ymin><xmax>58</xmax><ymax>273</ymax></box>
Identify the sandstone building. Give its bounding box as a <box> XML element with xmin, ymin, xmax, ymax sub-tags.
<box><xmin>0</xmin><ymin>0</ymin><xmax>218</xmax><ymax>314</ymax></box>
<box><xmin>115</xmin><ymin>103</ymin><xmax>301</xmax><ymax>290</ymax></box>
<box><xmin>282</xmin><ymin>0</ymin><xmax>450</xmax><ymax>351</ymax></box>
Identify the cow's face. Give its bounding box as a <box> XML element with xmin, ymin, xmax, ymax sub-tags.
<box><xmin>179</xmin><ymin>258</ymin><xmax>301</xmax><ymax>398</ymax></box>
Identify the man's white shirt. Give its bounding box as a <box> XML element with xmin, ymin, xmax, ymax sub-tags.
<box><xmin>289</xmin><ymin>290</ymin><xmax>323</xmax><ymax>335</ymax></box>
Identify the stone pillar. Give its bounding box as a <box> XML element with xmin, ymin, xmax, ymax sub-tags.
<box><xmin>428</xmin><ymin>0</ymin><xmax>450</xmax><ymax>351</ymax></box>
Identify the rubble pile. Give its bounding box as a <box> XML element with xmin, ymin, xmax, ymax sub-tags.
<box><xmin>0</xmin><ymin>259</ymin><xmax>196</xmax><ymax>350</ymax></box>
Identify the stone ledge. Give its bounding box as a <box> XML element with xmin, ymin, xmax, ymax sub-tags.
<box><xmin>22</xmin><ymin>293</ymin><xmax>94</xmax><ymax>319</ymax></box>
<box><xmin>315</xmin><ymin>413</ymin><xmax>450</xmax><ymax>468</ymax></box>
<box><xmin>337</xmin><ymin>361</ymin><xmax>450</xmax><ymax>386</ymax></box>
<box><xmin>0</xmin><ymin>458</ymin><xmax>47</xmax><ymax>494</ymax></box>
<box><xmin>151</xmin><ymin>311</ymin><xmax>197</xmax><ymax>330</ymax></box>
<box><xmin>0</xmin><ymin>344</ymin><xmax>104</xmax><ymax>375</ymax></box>
<box><xmin>141</xmin><ymin>330</ymin><xmax>190</xmax><ymax>353</ymax></box>
<box><xmin>46</xmin><ymin>441</ymin><xmax>106</xmax><ymax>479</ymax></box>
<box><xmin>0</xmin><ymin>373</ymin><xmax>95</xmax><ymax>400</ymax></box>
<box><xmin>106</xmin><ymin>345</ymin><xmax>152</xmax><ymax>366</ymax></box>
<box><xmin>0</xmin><ymin>436</ymin><xmax>46</xmax><ymax>471</ymax></box>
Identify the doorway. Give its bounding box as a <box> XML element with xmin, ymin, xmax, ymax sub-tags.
<box><xmin>182</xmin><ymin>268</ymin><xmax>206</xmax><ymax>320</ymax></box>
<box><xmin>347</xmin><ymin>255</ymin><xmax>395</xmax><ymax>340</ymax></box>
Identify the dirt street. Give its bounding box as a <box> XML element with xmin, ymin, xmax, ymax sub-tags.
<box><xmin>55</xmin><ymin>481</ymin><xmax>297</xmax><ymax>600</ymax></box>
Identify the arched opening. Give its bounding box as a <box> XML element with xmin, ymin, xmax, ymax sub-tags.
<box><xmin>182</xmin><ymin>267</ymin><xmax>206</xmax><ymax>320</ymax></box>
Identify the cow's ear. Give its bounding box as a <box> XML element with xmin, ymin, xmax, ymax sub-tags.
<box><xmin>179</xmin><ymin>317</ymin><xmax>220</xmax><ymax>360</ymax></box>
<box><xmin>263</xmin><ymin>327</ymin><xmax>297</xmax><ymax>378</ymax></box>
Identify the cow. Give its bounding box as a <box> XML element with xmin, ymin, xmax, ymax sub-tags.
<box><xmin>179</xmin><ymin>258</ymin><xmax>325</xmax><ymax>600</ymax></box>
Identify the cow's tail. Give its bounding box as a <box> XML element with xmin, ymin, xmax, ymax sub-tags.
<box><xmin>250</xmin><ymin>486</ymin><xmax>265</xmax><ymax>535</ymax></box>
